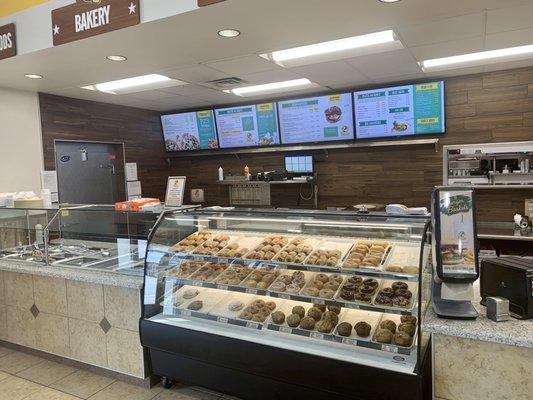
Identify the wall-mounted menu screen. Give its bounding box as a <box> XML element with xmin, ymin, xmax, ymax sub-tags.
<box><xmin>215</xmin><ymin>102</ymin><xmax>280</xmax><ymax>149</ymax></box>
<box><xmin>278</xmin><ymin>93</ymin><xmax>354</xmax><ymax>145</ymax></box>
<box><xmin>354</xmin><ymin>81</ymin><xmax>445</xmax><ymax>139</ymax></box>
<box><xmin>161</xmin><ymin>110</ymin><xmax>218</xmax><ymax>151</ymax></box>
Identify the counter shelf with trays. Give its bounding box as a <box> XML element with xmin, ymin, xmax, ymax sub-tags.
<box><xmin>141</xmin><ymin>208</ymin><xmax>432</xmax><ymax>400</ymax></box>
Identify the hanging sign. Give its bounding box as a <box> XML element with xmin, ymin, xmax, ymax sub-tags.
<box><xmin>51</xmin><ymin>0</ymin><xmax>140</xmax><ymax>46</ymax></box>
<box><xmin>0</xmin><ymin>23</ymin><xmax>16</xmax><ymax>60</ymax></box>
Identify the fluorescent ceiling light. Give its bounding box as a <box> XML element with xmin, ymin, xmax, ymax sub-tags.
<box><xmin>379</xmin><ymin>0</ymin><xmax>401</xmax><ymax>3</ymax></box>
<box><xmin>218</xmin><ymin>29</ymin><xmax>240</xmax><ymax>38</ymax></box>
<box><xmin>261</xmin><ymin>30</ymin><xmax>403</xmax><ymax>67</ymax></box>
<box><xmin>25</xmin><ymin>74</ymin><xmax>43</xmax><ymax>79</ymax></box>
<box><xmin>81</xmin><ymin>73</ymin><xmax>187</xmax><ymax>95</ymax></box>
<box><xmin>225</xmin><ymin>78</ymin><xmax>316</xmax><ymax>97</ymax></box>
<box><xmin>420</xmin><ymin>44</ymin><xmax>533</xmax><ymax>72</ymax></box>
<box><xmin>106</xmin><ymin>55</ymin><xmax>127</xmax><ymax>62</ymax></box>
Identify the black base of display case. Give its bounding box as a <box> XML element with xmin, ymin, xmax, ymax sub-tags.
<box><xmin>141</xmin><ymin>319</ymin><xmax>431</xmax><ymax>400</ymax></box>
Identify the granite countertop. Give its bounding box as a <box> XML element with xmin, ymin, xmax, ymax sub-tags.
<box><xmin>423</xmin><ymin>298</ymin><xmax>533</xmax><ymax>348</ymax></box>
<box><xmin>0</xmin><ymin>259</ymin><xmax>144</xmax><ymax>289</ymax></box>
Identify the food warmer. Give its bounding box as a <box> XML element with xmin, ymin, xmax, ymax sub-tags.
<box><xmin>141</xmin><ymin>208</ymin><xmax>432</xmax><ymax>400</ymax></box>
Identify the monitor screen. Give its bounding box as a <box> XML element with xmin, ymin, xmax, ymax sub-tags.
<box><xmin>161</xmin><ymin>110</ymin><xmax>218</xmax><ymax>151</ymax></box>
<box><xmin>354</xmin><ymin>81</ymin><xmax>445</xmax><ymax>140</ymax></box>
<box><xmin>215</xmin><ymin>102</ymin><xmax>280</xmax><ymax>149</ymax></box>
<box><xmin>278</xmin><ymin>93</ymin><xmax>354</xmax><ymax>145</ymax></box>
<box><xmin>285</xmin><ymin>155</ymin><xmax>313</xmax><ymax>174</ymax></box>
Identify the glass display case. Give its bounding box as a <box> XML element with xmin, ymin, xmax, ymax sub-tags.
<box><xmin>0</xmin><ymin>205</ymin><xmax>194</xmax><ymax>276</ymax></box>
<box><xmin>141</xmin><ymin>208</ymin><xmax>432</xmax><ymax>400</ymax></box>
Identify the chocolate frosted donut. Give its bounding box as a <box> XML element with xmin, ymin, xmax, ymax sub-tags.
<box><xmin>392</xmin><ymin>296</ymin><xmax>410</xmax><ymax>307</ymax></box>
<box><xmin>343</xmin><ymin>282</ymin><xmax>359</xmax><ymax>291</ymax></box>
<box><xmin>347</xmin><ymin>276</ymin><xmax>363</xmax><ymax>286</ymax></box>
<box><xmin>379</xmin><ymin>288</ymin><xmax>395</xmax><ymax>298</ymax></box>
<box><xmin>354</xmin><ymin>292</ymin><xmax>372</xmax><ymax>303</ymax></box>
<box><xmin>340</xmin><ymin>290</ymin><xmax>355</xmax><ymax>301</ymax></box>
<box><xmin>392</xmin><ymin>281</ymin><xmax>408</xmax><ymax>291</ymax></box>
<box><xmin>363</xmin><ymin>278</ymin><xmax>379</xmax><ymax>288</ymax></box>
<box><xmin>375</xmin><ymin>295</ymin><xmax>393</xmax><ymax>306</ymax></box>
<box><xmin>360</xmin><ymin>285</ymin><xmax>375</xmax><ymax>294</ymax></box>
<box><xmin>395</xmin><ymin>289</ymin><xmax>412</xmax><ymax>299</ymax></box>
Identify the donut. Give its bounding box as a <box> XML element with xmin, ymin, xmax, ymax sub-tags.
<box><xmin>363</xmin><ymin>278</ymin><xmax>379</xmax><ymax>288</ymax></box>
<box><xmin>340</xmin><ymin>290</ymin><xmax>355</xmax><ymax>301</ymax></box>
<box><xmin>392</xmin><ymin>281</ymin><xmax>408</xmax><ymax>291</ymax></box>
<box><xmin>378</xmin><ymin>288</ymin><xmax>395</xmax><ymax>298</ymax></box>
<box><xmin>395</xmin><ymin>289</ymin><xmax>412</xmax><ymax>299</ymax></box>
<box><xmin>392</xmin><ymin>296</ymin><xmax>410</xmax><ymax>307</ymax></box>
<box><xmin>319</xmin><ymin>289</ymin><xmax>335</xmax><ymax>299</ymax></box>
<box><xmin>375</xmin><ymin>295</ymin><xmax>393</xmax><ymax>306</ymax></box>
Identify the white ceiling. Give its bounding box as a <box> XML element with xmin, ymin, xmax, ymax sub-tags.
<box><xmin>1</xmin><ymin>0</ymin><xmax>533</xmax><ymax>111</ymax></box>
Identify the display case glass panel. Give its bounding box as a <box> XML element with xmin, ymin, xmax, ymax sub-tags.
<box><xmin>142</xmin><ymin>209</ymin><xmax>432</xmax><ymax>374</ymax></box>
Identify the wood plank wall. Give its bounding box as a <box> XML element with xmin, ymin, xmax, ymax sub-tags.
<box><xmin>39</xmin><ymin>66</ymin><xmax>533</xmax><ymax>222</ymax></box>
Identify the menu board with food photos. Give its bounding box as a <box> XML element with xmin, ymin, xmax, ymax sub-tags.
<box><xmin>215</xmin><ymin>102</ymin><xmax>280</xmax><ymax>149</ymax></box>
<box><xmin>278</xmin><ymin>93</ymin><xmax>354</xmax><ymax>145</ymax></box>
<box><xmin>354</xmin><ymin>81</ymin><xmax>445</xmax><ymax>139</ymax></box>
<box><xmin>161</xmin><ymin>110</ymin><xmax>218</xmax><ymax>151</ymax></box>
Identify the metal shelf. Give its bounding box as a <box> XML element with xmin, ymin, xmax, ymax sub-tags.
<box><xmin>164</xmin><ymin>138</ymin><xmax>439</xmax><ymax>164</ymax></box>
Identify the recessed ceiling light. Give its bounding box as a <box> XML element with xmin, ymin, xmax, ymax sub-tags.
<box><xmin>81</xmin><ymin>74</ymin><xmax>187</xmax><ymax>95</ymax></box>
<box><xmin>25</xmin><ymin>74</ymin><xmax>43</xmax><ymax>79</ymax></box>
<box><xmin>379</xmin><ymin>0</ymin><xmax>401</xmax><ymax>3</ymax></box>
<box><xmin>224</xmin><ymin>78</ymin><xmax>317</xmax><ymax>97</ymax></box>
<box><xmin>218</xmin><ymin>29</ymin><xmax>241</xmax><ymax>38</ymax></box>
<box><xmin>420</xmin><ymin>44</ymin><xmax>533</xmax><ymax>72</ymax></box>
<box><xmin>260</xmin><ymin>30</ymin><xmax>403</xmax><ymax>67</ymax></box>
<box><xmin>106</xmin><ymin>55</ymin><xmax>127</xmax><ymax>62</ymax></box>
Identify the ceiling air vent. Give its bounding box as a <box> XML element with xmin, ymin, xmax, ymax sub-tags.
<box><xmin>205</xmin><ymin>77</ymin><xmax>249</xmax><ymax>88</ymax></box>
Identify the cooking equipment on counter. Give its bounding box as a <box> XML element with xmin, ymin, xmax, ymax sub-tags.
<box><xmin>480</xmin><ymin>257</ymin><xmax>533</xmax><ymax>320</ymax></box>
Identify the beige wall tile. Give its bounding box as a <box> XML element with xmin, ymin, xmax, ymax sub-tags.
<box><xmin>0</xmin><ymin>376</ymin><xmax>44</xmax><ymax>400</ymax></box>
<box><xmin>66</xmin><ymin>281</ymin><xmax>104</xmax><ymax>323</ymax></box>
<box><xmin>106</xmin><ymin>328</ymin><xmax>144</xmax><ymax>378</ymax></box>
<box><xmin>4</xmin><ymin>272</ymin><xmax>34</xmax><ymax>309</ymax></box>
<box><xmin>6</xmin><ymin>306</ymin><xmax>36</xmax><ymax>347</ymax></box>
<box><xmin>35</xmin><ymin>313</ymin><xmax>70</xmax><ymax>357</ymax></box>
<box><xmin>50</xmin><ymin>369</ymin><xmax>115</xmax><ymax>399</ymax></box>
<box><xmin>88</xmin><ymin>381</ymin><xmax>162</xmax><ymax>400</ymax></box>
<box><xmin>17</xmin><ymin>360</ymin><xmax>77</xmax><ymax>386</ymax></box>
<box><xmin>33</xmin><ymin>276</ymin><xmax>67</xmax><ymax>316</ymax></box>
<box><xmin>68</xmin><ymin>318</ymin><xmax>107</xmax><ymax>368</ymax></box>
<box><xmin>0</xmin><ymin>351</ymin><xmax>44</xmax><ymax>374</ymax></box>
<box><xmin>0</xmin><ymin>271</ymin><xmax>5</xmax><ymax>305</ymax></box>
<box><xmin>434</xmin><ymin>334</ymin><xmax>533</xmax><ymax>400</ymax></box>
<box><xmin>23</xmin><ymin>387</ymin><xmax>81</xmax><ymax>400</ymax></box>
<box><xmin>104</xmin><ymin>286</ymin><xmax>140</xmax><ymax>332</ymax></box>
<box><xmin>0</xmin><ymin>304</ymin><xmax>7</xmax><ymax>340</ymax></box>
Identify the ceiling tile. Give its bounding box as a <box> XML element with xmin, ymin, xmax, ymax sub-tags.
<box><xmin>203</xmin><ymin>55</ymin><xmax>280</xmax><ymax>75</ymax></box>
<box><xmin>485</xmin><ymin>28</ymin><xmax>533</xmax><ymax>50</ymax></box>
<box><xmin>158</xmin><ymin>84</ymin><xmax>229</xmax><ymax>97</ymax></box>
<box><xmin>236</xmin><ymin>69</ymin><xmax>304</xmax><ymax>85</ymax></box>
<box><xmin>161</xmin><ymin>64</ymin><xmax>229</xmax><ymax>84</ymax></box>
<box><xmin>346</xmin><ymin>49</ymin><xmax>422</xmax><ymax>79</ymax></box>
<box><xmin>289</xmin><ymin>61</ymin><xmax>370</xmax><ymax>86</ymax></box>
<box><xmin>486</xmin><ymin>3</ymin><xmax>533</xmax><ymax>34</ymax></box>
<box><xmin>128</xmin><ymin>90</ymin><xmax>185</xmax><ymax>101</ymax></box>
<box><xmin>408</xmin><ymin>36</ymin><xmax>485</xmax><ymax>61</ymax></box>
<box><xmin>397</xmin><ymin>13</ymin><xmax>484</xmax><ymax>47</ymax></box>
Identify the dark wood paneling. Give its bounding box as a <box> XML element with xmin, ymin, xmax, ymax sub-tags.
<box><xmin>39</xmin><ymin>66</ymin><xmax>533</xmax><ymax>222</ymax></box>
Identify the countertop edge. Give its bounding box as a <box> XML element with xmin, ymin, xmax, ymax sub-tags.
<box><xmin>0</xmin><ymin>260</ymin><xmax>144</xmax><ymax>289</ymax></box>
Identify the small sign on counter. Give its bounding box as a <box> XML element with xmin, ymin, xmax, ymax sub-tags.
<box><xmin>125</xmin><ymin>162</ymin><xmax>138</xmax><ymax>182</ymax></box>
<box><xmin>165</xmin><ymin>176</ymin><xmax>186</xmax><ymax>207</ymax></box>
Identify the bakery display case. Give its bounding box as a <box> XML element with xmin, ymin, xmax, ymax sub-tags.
<box><xmin>141</xmin><ymin>208</ymin><xmax>433</xmax><ymax>400</ymax></box>
<box><xmin>0</xmin><ymin>204</ymin><xmax>186</xmax><ymax>276</ymax></box>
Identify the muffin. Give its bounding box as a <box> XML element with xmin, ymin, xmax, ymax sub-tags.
<box><xmin>393</xmin><ymin>332</ymin><xmax>413</xmax><ymax>347</ymax></box>
<box><xmin>337</xmin><ymin>322</ymin><xmax>352</xmax><ymax>337</ymax></box>
<box><xmin>307</xmin><ymin>307</ymin><xmax>323</xmax><ymax>321</ymax></box>
<box><xmin>401</xmin><ymin>315</ymin><xmax>417</xmax><ymax>325</ymax></box>
<box><xmin>292</xmin><ymin>306</ymin><xmax>306</xmax><ymax>319</ymax></box>
<box><xmin>287</xmin><ymin>314</ymin><xmax>301</xmax><ymax>327</ymax></box>
<box><xmin>354</xmin><ymin>321</ymin><xmax>371</xmax><ymax>337</ymax></box>
<box><xmin>299</xmin><ymin>316</ymin><xmax>316</xmax><ymax>330</ymax></box>
<box><xmin>316</xmin><ymin>319</ymin><xmax>334</xmax><ymax>334</ymax></box>
<box><xmin>375</xmin><ymin>328</ymin><xmax>393</xmax><ymax>343</ymax></box>
<box><xmin>398</xmin><ymin>322</ymin><xmax>416</xmax><ymax>336</ymax></box>
<box><xmin>380</xmin><ymin>320</ymin><xmax>397</xmax><ymax>333</ymax></box>
<box><xmin>271</xmin><ymin>311</ymin><xmax>285</xmax><ymax>325</ymax></box>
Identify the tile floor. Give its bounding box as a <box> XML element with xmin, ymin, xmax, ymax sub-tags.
<box><xmin>0</xmin><ymin>346</ymin><xmax>239</xmax><ymax>400</ymax></box>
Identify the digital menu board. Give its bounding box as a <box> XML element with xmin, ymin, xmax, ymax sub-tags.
<box><xmin>215</xmin><ymin>102</ymin><xmax>280</xmax><ymax>149</ymax></box>
<box><xmin>354</xmin><ymin>81</ymin><xmax>445</xmax><ymax>139</ymax></box>
<box><xmin>161</xmin><ymin>110</ymin><xmax>218</xmax><ymax>151</ymax></box>
<box><xmin>278</xmin><ymin>93</ymin><xmax>354</xmax><ymax>145</ymax></box>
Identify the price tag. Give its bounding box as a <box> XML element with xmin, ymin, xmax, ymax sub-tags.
<box><xmin>279</xmin><ymin>293</ymin><xmax>290</xmax><ymax>300</ymax></box>
<box><xmin>180</xmin><ymin>310</ymin><xmax>191</xmax><ymax>317</ymax></box>
<box><xmin>192</xmin><ymin>281</ymin><xmax>203</xmax><ymax>287</ymax></box>
<box><xmin>313</xmin><ymin>299</ymin><xmax>325</xmax><ymax>305</ymax></box>
<box><xmin>308</xmin><ymin>267</ymin><xmax>320</xmax><ymax>272</ymax></box>
<box><xmin>246</xmin><ymin>289</ymin><xmax>258</xmax><ymax>294</ymax></box>
<box><xmin>382</xmin><ymin>345</ymin><xmax>398</xmax><ymax>353</ymax></box>
<box><xmin>310</xmin><ymin>332</ymin><xmax>324</xmax><ymax>340</ymax></box>
<box><xmin>217</xmin><ymin>285</ymin><xmax>228</xmax><ymax>290</ymax></box>
<box><xmin>343</xmin><ymin>338</ymin><xmax>357</xmax><ymax>346</ymax></box>
<box><xmin>217</xmin><ymin>317</ymin><xmax>229</xmax><ymax>323</ymax></box>
<box><xmin>279</xmin><ymin>326</ymin><xmax>292</xmax><ymax>334</ymax></box>
<box><xmin>246</xmin><ymin>322</ymin><xmax>259</xmax><ymax>329</ymax></box>
<box><xmin>346</xmin><ymin>303</ymin><xmax>359</xmax><ymax>309</ymax></box>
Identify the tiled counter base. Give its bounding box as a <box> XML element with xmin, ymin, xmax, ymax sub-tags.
<box><xmin>0</xmin><ymin>269</ymin><xmax>148</xmax><ymax>386</ymax></box>
<box><xmin>433</xmin><ymin>333</ymin><xmax>533</xmax><ymax>400</ymax></box>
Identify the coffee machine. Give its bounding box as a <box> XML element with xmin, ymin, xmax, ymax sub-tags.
<box><xmin>431</xmin><ymin>187</ymin><xmax>480</xmax><ymax>319</ymax></box>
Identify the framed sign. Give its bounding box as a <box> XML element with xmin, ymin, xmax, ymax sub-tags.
<box><xmin>165</xmin><ymin>176</ymin><xmax>186</xmax><ymax>207</ymax></box>
<box><xmin>0</xmin><ymin>23</ymin><xmax>16</xmax><ymax>60</ymax></box>
<box><xmin>52</xmin><ymin>0</ymin><xmax>140</xmax><ymax>46</ymax></box>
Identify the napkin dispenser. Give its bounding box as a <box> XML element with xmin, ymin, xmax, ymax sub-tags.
<box><xmin>480</xmin><ymin>257</ymin><xmax>533</xmax><ymax>319</ymax></box>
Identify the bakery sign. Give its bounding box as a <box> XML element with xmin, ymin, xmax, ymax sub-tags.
<box><xmin>0</xmin><ymin>23</ymin><xmax>16</xmax><ymax>60</ymax></box>
<box><xmin>51</xmin><ymin>0</ymin><xmax>140</xmax><ymax>46</ymax></box>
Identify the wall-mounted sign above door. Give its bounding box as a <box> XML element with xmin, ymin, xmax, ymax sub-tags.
<box><xmin>51</xmin><ymin>0</ymin><xmax>140</xmax><ymax>46</ymax></box>
<box><xmin>0</xmin><ymin>23</ymin><xmax>16</xmax><ymax>60</ymax></box>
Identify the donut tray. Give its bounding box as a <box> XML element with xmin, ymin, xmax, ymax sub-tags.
<box><xmin>332</xmin><ymin>309</ymin><xmax>381</xmax><ymax>343</ymax></box>
<box><xmin>383</xmin><ymin>244</ymin><xmax>423</xmax><ymax>275</ymax></box>
<box><xmin>192</xmin><ymin>233</ymin><xmax>242</xmax><ymax>256</ymax></box>
<box><xmin>340</xmin><ymin>240</ymin><xmax>392</xmax><ymax>271</ymax></box>
<box><xmin>371</xmin><ymin>313</ymin><xmax>419</xmax><ymax>352</ymax></box>
<box><xmin>371</xmin><ymin>279</ymin><xmax>418</xmax><ymax>312</ymax></box>
<box><xmin>333</xmin><ymin>276</ymin><xmax>383</xmax><ymax>307</ymax></box>
<box><xmin>303</xmin><ymin>237</ymin><xmax>354</xmax><ymax>268</ymax></box>
<box><xmin>272</xmin><ymin>236</ymin><xmax>321</xmax><ymax>264</ymax></box>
